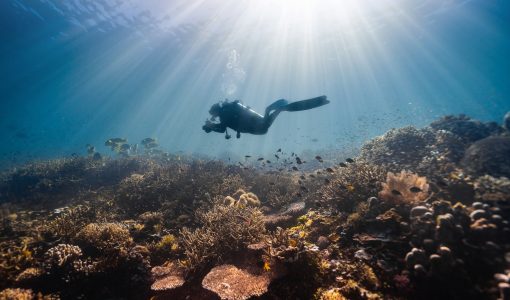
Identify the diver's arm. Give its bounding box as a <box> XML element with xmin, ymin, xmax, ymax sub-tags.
<box><xmin>202</xmin><ymin>120</ymin><xmax>227</xmax><ymax>133</ymax></box>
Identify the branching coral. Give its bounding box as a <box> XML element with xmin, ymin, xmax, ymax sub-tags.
<box><xmin>320</xmin><ymin>163</ymin><xmax>387</xmax><ymax>212</ymax></box>
<box><xmin>379</xmin><ymin>171</ymin><xmax>429</xmax><ymax>205</ymax></box>
<box><xmin>179</xmin><ymin>204</ymin><xmax>265</xmax><ymax>274</ymax></box>
<box><xmin>75</xmin><ymin>222</ymin><xmax>132</xmax><ymax>254</ymax></box>
<box><xmin>44</xmin><ymin>244</ymin><xmax>82</xmax><ymax>269</ymax></box>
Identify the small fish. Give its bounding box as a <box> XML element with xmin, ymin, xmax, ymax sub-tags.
<box><xmin>449</xmin><ymin>172</ymin><xmax>460</xmax><ymax>180</ymax></box>
<box><xmin>292</xmin><ymin>166</ymin><xmax>298</xmax><ymax>171</ymax></box>
<box><xmin>409</xmin><ymin>187</ymin><xmax>422</xmax><ymax>193</ymax></box>
<box><xmin>266</xmin><ymin>160</ymin><xmax>271</xmax><ymax>164</ymax></box>
<box><xmin>236</xmin><ymin>215</ymin><xmax>251</xmax><ymax>225</ymax></box>
<box><xmin>120</xmin><ymin>143</ymin><xmax>131</xmax><ymax>151</ymax></box>
<box><xmin>141</xmin><ymin>137</ymin><xmax>157</xmax><ymax>146</ymax></box>
<box><xmin>391</xmin><ymin>189</ymin><xmax>402</xmax><ymax>196</ymax></box>
<box><xmin>86</xmin><ymin>144</ymin><xmax>95</xmax><ymax>155</ymax></box>
<box><xmin>275</xmin><ymin>154</ymin><xmax>279</xmax><ymax>160</ymax></box>
<box><xmin>296</xmin><ymin>157</ymin><xmax>303</xmax><ymax>164</ymax></box>
<box><xmin>437</xmin><ymin>180</ymin><xmax>448</xmax><ymax>187</ymax></box>
<box><xmin>346</xmin><ymin>184</ymin><xmax>355</xmax><ymax>192</ymax></box>
<box><xmin>105</xmin><ymin>138</ymin><xmax>127</xmax><ymax>146</ymax></box>
<box><xmin>269</xmin><ymin>182</ymin><xmax>275</xmax><ymax>185</ymax></box>
<box><xmin>300</xmin><ymin>175</ymin><xmax>306</xmax><ymax>180</ymax></box>
<box><xmin>326</xmin><ymin>167</ymin><xmax>334</xmax><ymax>173</ymax></box>
<box><xmin>345</xmin><ymin>158</ymin><xmax>354</xmax><ymax>163</ymax></box>
<box><xmin>338</xmin><ymin>162</ymin><xmax>347</xmax><ymax>167</ymax></box>
<box><xmin>309</xmin><ymin>174</ymin><xmax>316</xmax><ymax>178</ymax></box>
<box><xmin>238</xmin><ymin>162</ymin><xmax>244</xmax><ymax>166</ymax></box>
<box><xmin>315</xmin><ymin>155</ymin><xmax>323</xmax><ymax>162</ymax></box>
<box><xmin>245</xmin><ymin>155</ymin><xmax>251</xmax><ymax>158</ymax></box>
<box><xmin>257</xmin><ymin>157</ymin><xmax>264</xmax><ymax>161</ymax></box>
<box><xmin>277</xmin><ymin>148</ymin><xmax>282</xmax><ymax>152</ymax></box>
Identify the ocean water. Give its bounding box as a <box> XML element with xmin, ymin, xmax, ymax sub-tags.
<box><xmin>0</xmin><ymin>0</ymin><xmax>509</xmax><ymax>168</ymax></box>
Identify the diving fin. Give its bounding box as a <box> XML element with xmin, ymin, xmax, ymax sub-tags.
<box><xmin>281</xmin><ymin>95</ymin><xmax>329</xmax><ymax>112</ymax></box>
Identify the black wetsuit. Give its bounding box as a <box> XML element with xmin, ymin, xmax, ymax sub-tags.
<box><xmin>203</xmin><ymin>96</ymin><xmax>329</xmax><ymax>139</ymax></box>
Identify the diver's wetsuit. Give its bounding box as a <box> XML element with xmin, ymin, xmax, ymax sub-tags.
<box><xmin>202</xmin><ymin>96</ymin><xmax>329</xmax><ymax>139</ymax></box>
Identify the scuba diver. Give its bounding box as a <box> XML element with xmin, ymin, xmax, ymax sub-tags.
<box><xmin>202</xmin><ymin>95</ymin><xmax>330</xmax><ymax>139</ymax></box>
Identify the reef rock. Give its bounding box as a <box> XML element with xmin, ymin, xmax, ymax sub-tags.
<box><xmin>461</xmin><ymin>136</ymin><xmax>510</xmax><ymax>177</ymax></box>
<box><xmin>430</xmin><ymin>114</ymin><xmax>502</xmax><ymax>143</ymax></box>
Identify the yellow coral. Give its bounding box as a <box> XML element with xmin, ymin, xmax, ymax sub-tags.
<box><xmin>318</xmin><ymin>288</ymin><xmax>347</xmax><ymax>300</ymax></box>
<box><xmin>263</xmin><ymin>261</ymin><xmax>271</xmax><ymax>272</ymax></box>
<box><xmin>156</xmin><ymin>234</ymin><xmax>179</xmax><ymax>252</ymax></box>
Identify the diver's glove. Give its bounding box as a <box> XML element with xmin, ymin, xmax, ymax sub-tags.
<box><xmin>202</xmin><ymin>120</ymin><xmax>213</xmax><ymax>133</ymax></box>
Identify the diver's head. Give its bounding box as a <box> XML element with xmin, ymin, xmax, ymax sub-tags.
<box><xmin>209</xmin><ymin>103</ymin><xmax>222</xmax><ymax>118</ymax></box>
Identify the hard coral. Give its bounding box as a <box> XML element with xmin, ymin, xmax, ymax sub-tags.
<box><xmin>321</xmin><ymin>163</ymin><xmax>386</xmax><ymax>213</ymax></box>
<box><xmin>430</xmin><ymin>114</ymin><xmax>502</xmax><ymax>143</ymax></box>
<box><xmin>44</xmin><ymin>244</ymin><xmax>82</xmax><ymax>269</ymax></box>
<box><xmin>0</xmin><ymin>288</ymin><xmax>34</xmax><ymax>300</ymax></box>
<box><xmin>75</xmin><ymin>222</ymin><xmax>132</xmax><ymax>253</ymax></box>
<box><xmin>359</xmin><ymin>126</ymin><xmax>436</xmax><ymax>172</ymax></box>
<box><xmin>179</xmin><ymin>204</ymin><xmax>265</xmax><ymax>274</ymax></box>
<box><xmin>202</xmin><ymin>264</ymin><xmax>271</xmax><ymax>300</ymax></box>
<box><xmin>379</xmin><ymin>171</ymin><xmax>429</xmax><ymax>205</ymax></box>
<box><xmin>223</xmin><ymin>190</ymin><xmax>261</xmax><ymax>207</ymax></box>
<box><xmin>474</xmin><ymin>175</ymin><xmax>510</xmax><ymax>202</ymax></box>
<box><xmin>461</xmin><ymin>136</ymin><xmax>510</xmax><ymax>178</ymax></box>
<box><xmin>150</xmin><ymin>262</ymin><xmax>185</xmax><ymax>291</ymax></box>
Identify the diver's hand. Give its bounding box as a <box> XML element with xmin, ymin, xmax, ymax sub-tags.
<box><xmin>202</xmin><ymin>120</ymin><xmax>213</xmax><ymax>133</ymax></box>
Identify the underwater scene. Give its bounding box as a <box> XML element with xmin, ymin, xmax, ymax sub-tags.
<box><xmin>1</xmin><ymin>0</ymin><xmax>510</xmax><ymax>299</ymax></box>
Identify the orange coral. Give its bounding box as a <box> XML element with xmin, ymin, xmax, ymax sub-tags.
<box><xmin>379</xmin><ymin>170</ymin><xmax>429</xmax><ymax>205</ymax></box>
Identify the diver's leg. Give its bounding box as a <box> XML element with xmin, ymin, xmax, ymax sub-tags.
<box><xmin>264</xmin><ymin>99</ymin><xmax>289</xmax><ymax>118</ymax></box>
<box><xmin>262</xmin><ymin>109</ymin><xmax>283</xmax><ymax>132</ymax></box>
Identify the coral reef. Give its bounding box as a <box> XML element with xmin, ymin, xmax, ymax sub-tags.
<box><xmin>430</xmin><ymin>114</ymin><xmax>502</xmax><ymax>143</ymax></box>
<box><xmin>0</xmin><ymin>113</ymin><xmax>508</xmax><ymax>299</ymax></box>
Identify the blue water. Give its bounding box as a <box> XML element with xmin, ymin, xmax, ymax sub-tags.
<box><xmin>1</xmin><ymin>0</ymin><xmax>509</xmax><ymax>169</ymax></box>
